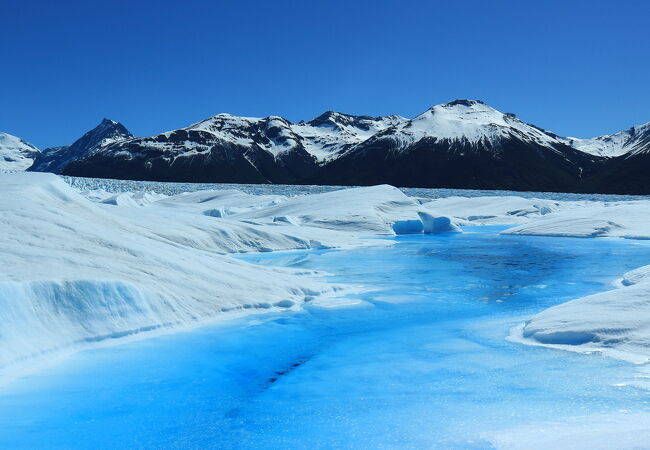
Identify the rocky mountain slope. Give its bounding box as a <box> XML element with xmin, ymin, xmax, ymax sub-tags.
<box><xmin>316</xmin><ymin>100</ymin><xmax>600</xmax><ymax>192</ymax></box>
<box><xmin>30</xmin><ymin>119</ymin><xmax>134</xmax><ymax>174</ymax></box>
<box><xmin>11</xmin><ymin>100</ymin><xmax>650</xmax><ymax>193</ymax></box>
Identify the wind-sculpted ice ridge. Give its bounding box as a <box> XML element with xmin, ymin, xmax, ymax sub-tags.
<box><xmin>0</xmin><ymin>173</ymin><xmax>464</xmax><ymax>381</ymax></box>
<box><xmin>495</xmin><ymin>199</ymin><xmax>650</xmax><ymax>364</ymax></box>
<box><xmin>508</xmin><ymin>263</ymin><xmax>650</xmax><ymax>365</ymax></box>
<box><xmin>501</xmin><ymin>201</ymin><xmax>650</xmax><ymax>239</ymax></box>
<box><xmin>7</xmin><ymin>170</ymin><xmax>650</xmax><ymax>385</ymax></box>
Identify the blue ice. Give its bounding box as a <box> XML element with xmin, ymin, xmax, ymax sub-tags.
<box><xmin>1</xmin><ymin>227</ymin><xmax>650</xmax><ymax>448</ymax></box>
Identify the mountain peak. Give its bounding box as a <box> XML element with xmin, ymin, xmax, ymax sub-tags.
<box><xmin>443</xmin><ymin>99</ymin><xmax>487</xmax><ymax>108</ymax></box>
<box><xmin>0</xmin><ymin>132</ymin><xmax>40</xmax><ymax>171</ymax></box>
<box><xmin>308</xmin><ymin>111</ymin><xmax>352</xmax><ymax>127</ymax></box>
<box><xmin>92</xmin><ymin>118</ymin><xmax>129</xmax><ymax>134</ymax></box>
<box><xmin>29</xmin><ymin>119</ymin><xmax>134</xmax><ymax>174</ymax></box>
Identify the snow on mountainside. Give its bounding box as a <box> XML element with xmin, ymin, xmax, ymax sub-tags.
<box><xmin>61</xmin><ymin>100</ymin><xmax>595</xmax><ymax>191</ymax></box>
<box><xmin>561</xmin><ymin>121</ymin><xmax>650</xmax><ymax>157</ymax></box>
<box><xmin>186</xmin><ymin>114</ymin><xmax>298</xmax><ymax>158</ymax></box>
<box><xmin>26</xmin><ymin>100</ymin><xmax>650</xmax><ymax>193</ymax></box>
<box><xmin>293</xmin><ymin>112</ymin><xmax>406</xmax><ymax>161</ymax></box>
<box><xmin>61</xmin><ymin>110</ymin><xmax>406</xmax><ymax>184</ymax></box>
<box><xmin>0</xmin><ymin>132</ymin><xmax>40</xmax><ymax>171</ymax></box>
<box><xmin>186</xmin><ymin>111</ymin><xmax>405</xmax><ymax>162</ymax></box>
<box><xmin>29</xmin><ymin>118</ymin><xmax>133</xmax><ymax>174</ymax></box>
<box><xmin>385</xmin><ymin>100</ymin><xmax>566</xmax><ymax>152</ymax></box>
<box><xmin>318</xmin><ymin>100</ymin><xmax>598</xmax><ymax>192</ymax></box>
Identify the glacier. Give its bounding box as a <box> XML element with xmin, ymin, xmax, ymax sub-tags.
<box><xmin>0</xmin><ymin>172</ymin><xmax>465</xmax><ymax>381</ymax></box>
<box><xmin>4</xmin><ymin>172</ymin><xmax>650</xmax><ymax>447</ymax></box>
<box><xmin>2</xmin><ymin>226</ymin><xmax>650</xmax><ymax>448</ymax></box>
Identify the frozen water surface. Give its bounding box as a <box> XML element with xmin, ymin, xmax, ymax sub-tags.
<box><xmin>2</xmin><ymin>227</ymin><xmax>650</xmax><ymax>448</ymax></box>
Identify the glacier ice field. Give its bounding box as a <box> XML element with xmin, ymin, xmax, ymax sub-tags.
<box><xmin>63</xmin><ymin>175</ymin><xmax>650</xmax><ymax>202</ymax></box>
<box><xmin>2</xmin><ymin>226</ymin><xmax>650</xmax><ymax>448</ymax></box>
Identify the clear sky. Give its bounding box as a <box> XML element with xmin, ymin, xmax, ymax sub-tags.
<box><xmin>2</xmin><ymin>0</ymin><xmax>649</xmax><ymax>149</ymax></box>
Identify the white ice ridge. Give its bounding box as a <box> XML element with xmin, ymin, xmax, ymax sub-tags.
<box><xmin>420</xmin><ymin>195</ymin><xmax>587</xmax><ymax>225</ymax></box>
<box><xmin>227</xmin><ymin>184</ymin><xmax>461</xmax><ymax>235</ymax></box>
<box><xmin>508</xmin><ymin>263</ymin><xmax>650</xmax><ymax>364</ymax></box>
<box><xmin>0</xmin><ymin>173</ymin><xmax>461</xmax><ymax>378</ymax></box>
<box><xmin>501</xmin><ymin>200</ymin><xmax>650</xmax><ymax>238</ymax></box>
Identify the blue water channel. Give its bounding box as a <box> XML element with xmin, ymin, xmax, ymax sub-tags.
<box><xmin>2</xmin><ymin>226</ymin><xmax>650</xmax><ymax>448</ymax></box>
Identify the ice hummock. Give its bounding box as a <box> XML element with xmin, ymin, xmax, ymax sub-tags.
<box><xmin>0</xmin><ymin>173</ymin><xmax>463</xmax><ymax>379</ymax></box>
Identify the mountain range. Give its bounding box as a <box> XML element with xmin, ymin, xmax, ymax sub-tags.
<box><xmin>2</xmin><ymin>100</ymin><xmax>649</xmax><ymax>194</ymax></box>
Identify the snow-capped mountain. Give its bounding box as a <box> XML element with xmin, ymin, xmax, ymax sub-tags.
<box><xmin>25</xmin><ymin>100</ymin><xmax>650</xmax><ymax>193</ymax></box>
<box><xmin>63</xmin><ymin>115</ymin><xmax>317</xmax><ymax>183</ymax></box>
<box><xmin>317</xmin><ymin>100</ymin><xmax>599</xmax><ymax>192</ymax></box>
<box><xmin>0</xmin><ymin>132</ymin><xmax>40</xmax><ymax>171</ymax></box>
<box><xmin>381</xmin><ymin>100</ymin><xmax>566</xmax><ymax>151</ymax></box>
<box><xmin>61</xmin><ymin>111</ymin><xmax>405</xmax><ymax>184</ymax></box>
<box><xmin>561</xmin><ymin>121</ymin><xmax>650</xmax><ymax>157</ymax></box>
<box><xmin>293</xmin><ymin>112</ymin><xmax>407</xmax><ymax>162</ymax></box>
<box><xmin>574</xmin><ymin>121</ymin><xmax>650</xmax><ymax>194</ymax></box>
<box><xmin>29</xmin><ymin>119</ymin><xmax>133</xmax><ymax>174</ymax></box>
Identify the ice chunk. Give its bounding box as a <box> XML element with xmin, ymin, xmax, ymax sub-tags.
<box><xmin>391</xmin><ymin>219</ymin><xmax>424</xmax><ymax>234</ymax></box>
<box><xmin>418</xmin><ymin>212</ymin><xmax>462</xmax><ymax>234</ymax></box>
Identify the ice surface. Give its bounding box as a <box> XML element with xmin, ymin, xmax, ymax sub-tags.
<box><xmin>484</xmin><ymin>412</ymin><xmax>650</xmax><ymax>450</ymax></box>
<box><xmin>514</xmin><ymin>260</ymin><xmax>650</xmax><ymax>363</ymax></box>
<box><xmin>0</xmin><ymin>173</ymin><xmax>344</xmax><ymax>379</ymax></box>
<box><xmin>228</xmin><ymin>184</ymin><xmax>460</xmax><ymax>235</ymax></box>
<box><xmin>501</xmin><ymin>197</ymin><xmax>650</xmax><ymax>364</ymax></box>
<box><xmin>0</xmin><ymin>173</ymin><xmax>464</xmax><ymax>379</ymax></box>
<box><xmin>63</xmin><ymin>175</ymin><xmax>650</xmax><ymax>202</ymax></box>
<box><xmin>502</xmin><ymin>201</ymin><xmax>650</xmax><ymax>238</ymax></box>
<box><xmin>5</xmin><ymin>172</ymin><xmax>650</xmax><ymax>447</ymax></box>
<box><xmin>422</xmin><ymin>195</ymin><xmax>586</xmax><ymax>225</ymax></box>
<box><xmin>2</xmin><ymin>230</ymin><xmax>650</xmax><ymax>448</ymax></box>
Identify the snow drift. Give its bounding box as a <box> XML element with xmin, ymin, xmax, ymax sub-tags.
<box><xmin>0</xmin><ymin>173</ymin><xmax>338</xmax><ymax>376</ymax></box>
<box><xmin>0</xmin><ymin>173</ymin><xmax>462</xmax><ymax>379</ymax></box>
<box><xmin>228</xmin><ymin>184</ymin><xmax>460</xmax><ymax>235</ymax></box>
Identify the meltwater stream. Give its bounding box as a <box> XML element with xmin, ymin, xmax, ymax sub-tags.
<box><xmin>2</xmin><ymin>227</ymin><xmax>650</xmax><ymax>448</ymax></box>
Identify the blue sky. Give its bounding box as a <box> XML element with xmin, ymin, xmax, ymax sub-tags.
<box><xmin>2</xmin><ymin>0</ymin><xmax>649</xmax><ymax>148</ymax></box>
